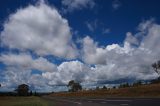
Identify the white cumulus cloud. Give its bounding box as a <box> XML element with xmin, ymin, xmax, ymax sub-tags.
<box><xmin>82</xmin><ymin>19</ymin><xmax>160</xmax><ymax>82</ymax></box>
<box><xmin>1</xmin><ymin>1</ymin><xmax>77</xmax><ymax>59</ymax></box>
<box><xmin>112</xmin><ymin>0</ymin><xmax>122</xmax><ymax>10</ymax></box>
<box><xmin>42</xmin><ymin>60</ymin><xmax>91</xmax><ymax>85</ymax></box>
<box><xmin>0</xmin><ymin>53</ymin><xmax>57</xmax><ymax>72</ymax></box>
<box><xmin>82</xmin><ymin>36</ymin><xmax>107</xmax><ymax>64</ymax></box>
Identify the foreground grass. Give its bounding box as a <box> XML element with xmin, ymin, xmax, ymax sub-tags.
<box><xmin>51</xmin><ymin>83</ymin><xmax>160</xmax><ymax>98</ymax></box>
<box><xmin>0</xmin><ymin>96</ymin><xmax>52</xmax><ymax>106</ymax></box>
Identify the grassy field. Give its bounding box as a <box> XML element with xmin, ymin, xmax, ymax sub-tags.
<box><xmin>0</xmin><ymin>96</ymin><xmax>52</xmax><ymax>106</ymax></box>
<box><xmin>51</xmin><ymin>83</ymin><xmax>160</xmax><ymax>98</ymax></box>
<box><xmin>1</xmin><ymin>83</ymin><xmax>160</xmax><ymax>106</ymax></box>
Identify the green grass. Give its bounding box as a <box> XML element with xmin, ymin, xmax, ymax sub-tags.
<box><xmin>0</xmin><ymin>96</ymin><xmax>53</xmax><ymax>106</ymax></box>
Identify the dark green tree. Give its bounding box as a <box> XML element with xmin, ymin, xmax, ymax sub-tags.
<box><xmin>119</xmin><ymin>83</ymin><xmax>130</xmax><ymax>88</ymax></box>
<box><xmin>30</xmin><ymin>91</ymin><xmax>33</xmax><ymax>96</ymax></box>
<box><xmin>102</xmin><ymin>86</ymin><xmax>107</xmax><ymax>89</ymax></box>
<box><xmin>152</xmin><ymin>60</ymin><xmax>160</xmax><ymax>75</ymax></box>
<box><xmin>96</xmin><ymin>86</ymin><xmax>99</xmax><ymax>90</ymax></box>
<box><xmin>16</xmin><ymin>84</ymin><xmax>29</xmax><ymax>96</ymax></box>
<box><xmin>112</xmin><ymin>86</ymin><xmax>116</xmax><ymax>89</ymax></box>
<box><xmin>151</xmin><ymin>60</ymin><xmax>160</xmax><ymax>83</ymax></box>
<box><xmin>34</xmin><ymin>91</ymin><xmax>37</xmax><ymax>96</ymax></box>
<box><xmin>67</xmin><ymin>80</ymin><xmax>82</xmax><ymax>92</ymax></box>
<box><xmin>132</xmin><ymin>81</ymin><xmax>142</xmax><ymax>87</ymax></box>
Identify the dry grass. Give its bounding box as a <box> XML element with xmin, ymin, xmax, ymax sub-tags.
<box><xmin>51</xmin><ymin>83</ymin><xmax>160</xmax><ymax>98</ymax></box>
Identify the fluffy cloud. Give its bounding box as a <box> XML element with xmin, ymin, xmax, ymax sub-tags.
<box><xmin>82</xmin><ymin>19</ymin><xmax>160</xmax><ymax>82</ymax></box>
<box><xmin>125</xmin><ymin>32</ymin><xmax>139</xmax><ymax>46</ymax></box>
<box><xmin>0</xmin><ymin>53</ymin><xmax>57</xmax><ymax>72</ymax></box>
<box><xmin>0</xmin><ymin>53</ymin><xmax>58</xmax><ymax>91</ymax></box>
<box><xmin>62</xmin><ymin>0</ymin><xmax>95</xmax><ymax>13</ymax></box>
<box><xmin>82</xmin><ymin>36</ymin><xmax>107</xmax><ymax>64</ymax></box>
<box><xmin>102</xmin><ymin>28</ymin><xmax>110</xmax><ymax>34</ymax></box>
<box><xmin>1</xmin><ymin>68</ymin><xmax>32</xmax><ymax>88</ymax></box>
<box><xmin>112</xmin><ymin>0</ymin><xmax>121</xmax><ymax>10</ymax></box>
<box><xmin>86</xmin><ymin>20</ymin><xmax>98</xmax><ymax>32</ymax></box>
<box><xmin>1</xmin><ymin>68</ymin><xmax>53</xmax><ymax>92</ymax></box>
<box><xmin>42</xmin><ymin>60</ymin><xmax>90</xmax><ymax>85</ymax></box>
<box><xmin>1</xmin><ymin>1</ymin><xmax>77</xmax><ymax>59</ymax></box>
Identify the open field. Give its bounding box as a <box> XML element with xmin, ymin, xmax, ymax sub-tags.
<box><xmin>42</xmin><ymin>83</ymin><xmax>160</xmax><ymax>106</ymax></box>
<box><xmin>0</xmin><ymin>83</ymin><xmax>160</xmax><ymax>106</ymax></box>
<box><xmin>0</xmin><ymin>96</ymin><xmax>53</xmax><ymax>106</ymax></box>
<box><xmin>51</xmin><ymin>83</ymin><xmax>160</xmax><ymax>98</ymax></box>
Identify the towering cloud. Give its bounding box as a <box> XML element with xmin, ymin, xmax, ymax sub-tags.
<box><xmin>1</xmin><ymin>1</ymin><xmax>77</xmax><ymax>59</ymax></box>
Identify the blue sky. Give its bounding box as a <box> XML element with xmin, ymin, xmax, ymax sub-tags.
<box><xmin>0</xmin><ymin>0</ymin><xmax>160</xmax><ymax>92</ymax></box>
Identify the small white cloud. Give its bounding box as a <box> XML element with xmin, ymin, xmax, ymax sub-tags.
<box><xmin>62</xmin><ymin>0</ymin><xmax>95</xmax><ymax>13</ymax></box>
<box><xmin>112</xmin><ymin>0</ymin><xmax>121</xmax><ymax>10</ymax></box>
<box><xmin>86</xmin><ymin>20</ymin><xmax>98</xmax><ymax>32</ymax></box>
<box><xmin>102</xmin><ymin>28</ymin><xmax>110</xmax><ymax>34</ymax></box>
<box><xmin>86</xmin><ymin>22</ymin><xmax>94</xmax><ymax>32</ymax></box>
